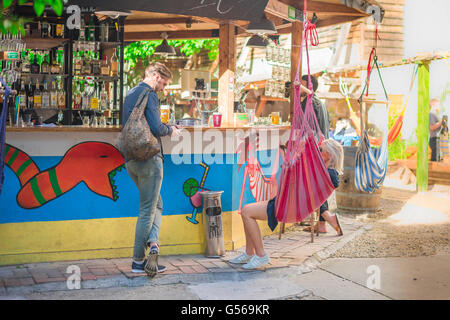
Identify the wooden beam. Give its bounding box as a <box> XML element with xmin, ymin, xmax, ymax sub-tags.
<box><xmin>125</xmin><ymin>30</ymin><xmax>218</xmax><ymax>41</ymax></box>
<box><xmin>218</xmin><ymin>23</ymin><xmax>236</xmax><ymax>127</ymax></box>
<box><xmin>125</xmin><ymin>18</ymin><xmax>198</xmax><ymax>26</ymax></box>
<box><xmin>279</xmin><ymin>0</ymin><xmax>370</xmax><ymax>16</ymax></box>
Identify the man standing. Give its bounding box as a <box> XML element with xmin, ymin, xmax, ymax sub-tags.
<box><xmin>429</xmin><ymin>99</ymin><xmax>442</xmax><ymax>162</ymax></box>
<box><xmin>122</xmin><ymin>62</ymin><xmax>180</xmax><ymax>277</ymax></box>
<box><xmin>300</xmin><ymin>75</ymin><xmax>330</xmax><ymax>139</ymax></box>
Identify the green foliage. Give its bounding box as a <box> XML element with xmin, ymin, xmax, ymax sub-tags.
<box><xmin>124</xmin><ymin>39</ymin><xmax>219</xmax><ymax>68</ymax></box>
<box><xmin>1</xmin><ymin>0</ymin><xmax>62</xmax><ymax>36</ymax></box>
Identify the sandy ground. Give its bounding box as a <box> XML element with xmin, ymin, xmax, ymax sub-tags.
<box><xmin>330</xmin><ymin>185</ymin><xmax>450</xmax><ymax>258</ymax></box>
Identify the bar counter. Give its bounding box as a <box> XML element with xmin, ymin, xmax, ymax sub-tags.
<box><xmin>1</xmin><ymin>125</ymin><xmax>290</xmax><ymax>265</ymax></box>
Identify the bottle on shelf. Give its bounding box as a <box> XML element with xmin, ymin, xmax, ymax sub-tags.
<box><xmin>90</xmin><ymin>83</ymin><xmax>99</xmax><ymax>110</ymax></box>
<box><xmin>79</xmin><ymin>17</ymin><xmax>86</xmax><ymax>41</ymax></box>
<box><xmin>57</xmin><ymin>47</ymin><xmax>64</xmax><ymax>74</ymax></box>
<box><xmin>57</xmin><ymin>81</ymin><xmax>66</xmax><ymax>109</ymax></box>
<box><xmin>42</xmin><ymin>80</ymin><xmax>50</xmax><ymax>108</ymax></box>
<box><xmin>73</xmin><ymin>81</ymin><xmax>81</xmax><ymax>110</ymax></box>
<box><xmin>100</xmin><ymin>82</ymin><xmax>109</xmax><ymax>110</ymax></box>
<box><xmin>81</xmin><ymin>81</ymin><xmax>90</xmax><ymax>109</ymax></box>
<box><xmin>55</xmin><ymin>16</ymin><xmax>65</xmax><ymax>38</ymax></box>
<box><xmin>100</xmin><ymin>55</ymin><xmax>109</xmax><ymax>76</ymax></box>
<box><xmin>21</xmin><ymin>51</ymin><xmax>31</xmax><ymax>73</ymax></box>
<box><xmin>34</xmin><ymin>80</ymin><xmax>42</xmax><ymax>108</ymax></box>
<box><xmin>51</xmin><ymin>50</ymin><xmax>60</xmax><ymax>74</ymax></box>
<box><xmin>27</xmin><ymin>81</ymin><xmax>34</xmax><ymax>109</ymax></box>
<box><xmin>88</xmin><ymin>15</ymin><xmax>96</xmax><ymax>41</ymax></box>
<box><xmin>31</xmin><ymin>52</ymin><xmax>40</xmax><ymax>74</ymax></box>
<box><xmin>50</xmin><ymin>80</ymin><xmax>58</xmax><ymax>108</ymax></box>
<box><xmin>110</xmin><ymin>51</ymin><xmax>118</xmax><ymax>77</ymax></box>
<box><xmin>100</xmin><ymin>21</ymin><xmax>109</xmax><ymax>42</ymax></box>
<box><xmin>41</xmin><ymin>12</ymin><xmax>50</xmax><ymax>38</ymax></box>
<box><xmin>81</xmin><ymin>51</ymin><xmax>91</xmax><ymax>75</ymax></box>
<box><xmin>41</xmin><ymin>51</ymin><xmax>50</xmax><ymax>74</ymax></box>
<box><xmin>19</xmin><ymin>80</ymin><xmax>27</xmax><ymax>110</ymax></box>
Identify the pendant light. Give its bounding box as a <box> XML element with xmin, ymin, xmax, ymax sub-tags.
<box><xmin>154</xmin><ymin>32</ymin><xmax>176</xmax><ymax>56</ymax></box>
<box><xmin>246</xmin><ymin>14</ymin><xmax>277</xmax><ymax>34</ymax></box>
<box><xmin>246</xmin><ymin>35</ymin><xmax>269</xmax><ymax>48</ymax></box>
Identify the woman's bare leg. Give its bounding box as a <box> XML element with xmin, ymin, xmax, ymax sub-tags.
<box><xmin>241</xmin><ymin>201</ymin><xmax>269</xmax><ymax>257</ymax></box>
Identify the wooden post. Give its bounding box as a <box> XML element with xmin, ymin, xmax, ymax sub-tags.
<box><xmin>218</xmin><ymin>23</ymin><xmax>236</xmax><ymax>127</ymax></box>
<box><xmin>416</xmin><ymin>62</ymin><xmax>430</xmax><ymax>192</ymax></box>
<box><xmin>290</xmin><ymin>20</ymin><xmax>303</xmax><ymax>121</ymax></box>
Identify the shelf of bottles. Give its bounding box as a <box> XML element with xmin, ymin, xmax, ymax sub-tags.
<box><xmin>2</xmin><ymin>10</ymin><xmax>124</xmax><ymax>128</ymax></box>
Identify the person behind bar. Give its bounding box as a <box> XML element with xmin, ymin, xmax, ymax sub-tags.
<box><xmin>229</xmin><ymin>139</ymin><xmax>344</xmax><ymax>270</ymax></box>
<box><xmin>122</xmin><ymin>62</ymin><xmax>180</xmax><ymax>277</ymax></box>
<box><xmin>429</xmin><ymin>98</ymin><xmax>442</xmax><ymax>162</ymax></box>
<box><xmin>300</xmin><ymin>74</ymin><xmax>330</xmax><ymax>139</ymax></box>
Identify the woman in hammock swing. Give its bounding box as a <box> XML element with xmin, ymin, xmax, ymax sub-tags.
<box><xmin>229</xmin><ymin>139</ymin><xmax>344</xmax><ymax>270</ymax></box>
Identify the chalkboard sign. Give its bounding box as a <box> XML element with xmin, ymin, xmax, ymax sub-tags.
<box><xmin>68</xmin><ymin>0</ymin><xmax>269</xmax><ymax>22</ymax></box>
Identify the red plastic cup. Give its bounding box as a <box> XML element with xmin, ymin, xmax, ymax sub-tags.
<box><xmin>213</xmin><ymin>112</ymin><xmax>222</xmax><ymax>127</ymax></box>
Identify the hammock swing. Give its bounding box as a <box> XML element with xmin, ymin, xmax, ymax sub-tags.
<box><xmin>275</xmin><ymin>3</ymin><xmax>335</xmax><ymax>225</ymax></box>
<box><xmin>339</xmin><ymin>63</ymin><xmax>418</xmax><ymax>146</ymax></box>
<box><xmin>354</xmin><ymin>49</ymin><xmax>390</xmax><ymax>193</ymax></box>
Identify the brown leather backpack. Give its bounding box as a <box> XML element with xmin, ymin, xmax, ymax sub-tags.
<box><xmin>118</xmin><ymin>88</ymin><xmax>160</xmax><ymax>161</ymax></box>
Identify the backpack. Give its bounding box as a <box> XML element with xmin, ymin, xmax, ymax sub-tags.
<box><xmin>118</xmin><ymin>88</ymin><xmax>160</xmax><ymax>161</ymax></box>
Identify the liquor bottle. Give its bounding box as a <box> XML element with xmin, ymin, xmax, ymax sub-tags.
<box><xmin>19</xmin><ymin>80</ymin><xmax>27</xmax><ymax>110</ymax></box>
<box><xmin>41</xmin><ymin>12</ymin><xmax>50</xmax><ymax>38</ymax></box>
<box><xmin>81</xmin><ymin>51</ymin><xmax>91</xmax><ymax>75</ymax></box>
<box><xmin>82</xmin><ymin>82</ymin><xmax>90</xmax><ymax>109</ymax></box>
<box><xmin>90</xmin><ymin>83</ymin><xmax>99</xmax><ymax>110</ymax></box>
<box><xmin>79</xmin><ymin>18</ymin><xmax>86</xmax><ymax>41</ymax></box>
<box><xmin>73</xmin><ymin>82</ymin><xmax>81</xmax><ymax>110</ymax></box>
<box><xmin>100</xmin><ymin>22</ymin><xmax>109</xmax><ymax>42</ymax></box>
<box><xmin>100</xmin><ymin>82</ymin><xmax>108</xmax><ymax>110</ymax></box>
<box><xmin>42</xmin><ymin>80</ymin><xmax>50</xmax><ymax>108</ymax></box>
<box><xmin>34</xmin><ymin>80</ymin><xmax>42</xmax><ymax>108</ymax></box>
<box><xmin>55</xmin><ymin>16</ymin><xmax>65</xmax><ymax>38</ymax></box>
<box><xmin>57</xmin><ymin>81</ymin><xmax>66</xmax><ymax>109</ymax></box>
<box><xmin>87</xmin><ymin>15</ymin><xmax>95</xmax><ymax>41</ymax></box>
<box><xmin>41</xmin><ymin>52</ymin><xmax>50</xmax><ymax>74</ymax></box>
<box><xmin>31</xmin><ymin>52</ymin><xmax>40</xmax><ymax>74</ymax></box>
<box><xmin>51</xmin><ymin>50</ymin><xmax>60</xmax><ymax>74</ymax></box>
<box><xmin>21</xmin><ymin>51</ymin><xmax>31</xmax><ymax>73</ymax></box>
<box><xmin>27</xmin><ymin>81</ymin><xmax>34</xmax><ymax>109</ymax></box>
<box><xmin>100</xmin><ymin>56</ymin><xmax>109</xmax><ymax>76</ymax></box>
<box><xmin>110</xmin><ymin>51</ymin><xmax>118</xmax><ymax>77</ymax></box>
<box><xmin>50</xmin><ymin>80</ymin><xmax>58</xmax><ymax>108</ymax></box>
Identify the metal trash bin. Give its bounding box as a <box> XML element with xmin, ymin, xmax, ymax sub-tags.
<box><xmin>200</xmin><ymin>191</ymin><xmax>225</xmax><ymax>257</ymax></box>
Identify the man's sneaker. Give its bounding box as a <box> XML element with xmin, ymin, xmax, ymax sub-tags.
<box><xmin>144</xmin><ymin>245</ymin><xmax>159</xmax><ymax>277</ymax></box>
<box><xmin>131</xmin><ymin>259</ymin><xmax>166</xmax><ymax>274</ymax></box>
<box><xmin>242</xmin><ymin>254</ymin><xmax>270</xmax><ymax>270</ymax></box>
<box><xmin>229</xmin><ymin>252</ymin><xmax>254</xmax><ymax>264</ymax></box>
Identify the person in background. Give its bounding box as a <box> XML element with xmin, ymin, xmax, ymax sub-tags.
<box><xmin>229</xmin><ymin>139</ymin><xmax>344</xmax><ymax>270</ymax></box>
<box><xmin>122</xmin><ymin>62</ymin><xmax>180</xmax><ymax>277</ymax></box>
<box><xmin>300</xmin><ymin>75</ymin><xmax>330</xmax><ymax>139</ymax></box>
<box><xmin>183</xmin><ymin>101</ymin><xmax>200</xmax><ymax>119</ymax></box>
<box><xmin>429</xmin><ymin>99</ymin><xmax>442</xmax><ymax>162</ymax></box>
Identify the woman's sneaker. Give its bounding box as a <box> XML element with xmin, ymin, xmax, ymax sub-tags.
<box><xmin>229</xmin><ymin>252</ymin><xmax>254</xmax><ymax>264</ymax></box>
<box><xmin>242</xmin><ymin>254</ymin><xmax>270</xmax><ymax>269</ymax></box>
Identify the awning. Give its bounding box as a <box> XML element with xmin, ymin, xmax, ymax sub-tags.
<box><xmin>67</xmin><ymin>0</ymin><xmax>270</xmax><ymax>22</ymax></box>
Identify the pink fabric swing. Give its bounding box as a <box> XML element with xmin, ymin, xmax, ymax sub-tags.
<box><xmin>275</xmin><ymin>8</ymin><xmax>335</xmax><ymax>224</ymax></box>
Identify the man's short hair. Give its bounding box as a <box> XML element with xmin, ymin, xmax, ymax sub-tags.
<box><xmin>145</xmin><ymin>62</ymin><xmax>172</xmax><ymax>80</ymax></box>
<box><xmin>302</xmin><ymin>75</ymin><xmax>319</xmax><ymax>92</ymax></box>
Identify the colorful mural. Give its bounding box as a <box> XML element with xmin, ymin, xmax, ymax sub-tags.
<box><xmin>4</xmin><ymin>142</ymin><xmax>125</xmax><ymax>209</ymax></box>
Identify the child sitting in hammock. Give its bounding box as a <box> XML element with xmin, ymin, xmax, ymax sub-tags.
<box><xmin>229</xmin><ymin>139</ymin><xmax>344</xmax><ymax>270</ymax></box>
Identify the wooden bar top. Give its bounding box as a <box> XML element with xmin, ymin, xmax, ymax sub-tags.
<box><xmin>6</xmin><ymin>125</ymin><xmax>291</xmax><ymax>133</ymax></box>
